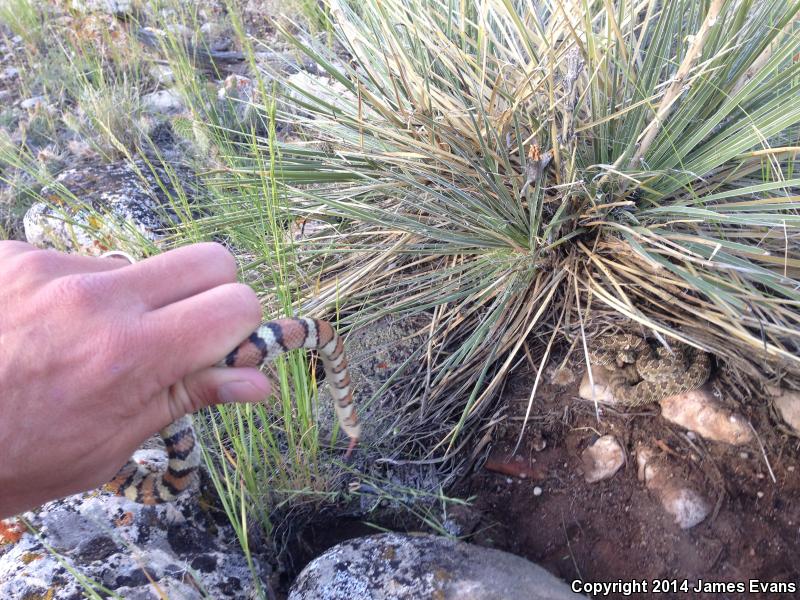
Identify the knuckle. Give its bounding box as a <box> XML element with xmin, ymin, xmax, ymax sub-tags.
<box><xmin>10</xmin><ymin>248</ymin><xmax>56</xmax><ymax>277</ymax></box>
<box><xmin>48</xmin><ymin>272</ymin><xmax>109</xmax><ymax>310</ymax></box>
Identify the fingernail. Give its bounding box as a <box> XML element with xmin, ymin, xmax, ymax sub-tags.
<box><xmin>218</xmin><ymin>381</ymin><xmax>269</xmax><ymax>404</ymax></box>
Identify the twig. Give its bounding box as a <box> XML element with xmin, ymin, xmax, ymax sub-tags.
<box><xmin>561</xmin><ymin>510</ymin><xmax>583</xmax><ymax>581</ymax></box>
<box><xmin>573</xmin><ymin>272</ymin><xmax>600</xmax><ymax>421</ymax></box>
<box><xmin>750</xmin><ymin>422</ymin><xmax>777</xmax><ymax>483</ymax></box>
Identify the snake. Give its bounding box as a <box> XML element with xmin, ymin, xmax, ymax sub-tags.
<box><xmin>589</xmin><ymin>334</ymin><xmax>711</xmax><ymax>406</ymax></box>
<box><xmin>106</xmin><ymin>318</ymin><xmax>360</xmax><ymax>504</ymax></box>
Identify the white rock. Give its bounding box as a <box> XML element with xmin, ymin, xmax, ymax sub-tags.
<box><xmin>660</xmin><ymin>386</ymin><xmax>753</xmax><ymax>445</ymax></box>
<box><xmin>142</xmin><ymin>89</ymin><xmax>185</xmax><ymax>115</ymax></box>
<box><xmin>1</xmin><ymin>66</ymin><xmax>19</xmax><ymax>80</ymax></box>
<box><xmin>581</xmin><ymin>435</ymin><xmax>625</xmax><ymax>483</ymax></box>
<box><xmin>0</xmin><ymin>491</ymin><xmax>270</xmax><ymax>599</ymax></box>
<box><xmin>772</xmin><ymin>388</ymin><xmax>800</xmax><ymax>435</ymax></box>
<box><xmin>659</xmin><ymin>487</ymin><xmax>711</xmax><ymax>530</ymax></box>
<box><xmin>284</xmin><ymin>71</ymin><xmax>359</xmax><ymax>116</ymax></box>
<box><xmin>578</xmin><ymin>367</ymin><xmax>617</xmax><ymax>404</ymax></box>
<box><xmin>637</xmin><ymin>446</ymin><xmax>711</xmax><ymax>529</ymax></box>
<box><xmin>69</xmin><ymin>0</ymin><xmax>132</xmax><ymax>15</ymax></box>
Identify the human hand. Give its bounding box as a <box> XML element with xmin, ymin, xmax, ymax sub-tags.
<box><xmin>0</xmin><ymin>241</ymin><xmax>271</xmax><ymax>518</ymax></box>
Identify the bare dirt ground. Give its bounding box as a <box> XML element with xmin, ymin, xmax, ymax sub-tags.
<box><xmin>282</xmin><ymin>363</ymin><xmax>800</xmax><ymax>598</ymax></box>
<box><xmin>454</xmin><ymin>366</ymin><xmax>800</xmax><ymax>599</ymax></box>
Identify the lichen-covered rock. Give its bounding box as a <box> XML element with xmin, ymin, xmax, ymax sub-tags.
<box><xmin>0</xmin><ymin>486</ymin><xmax>271</xmax><ymax>599</ymax></box>
<box><xmin>24</xmin><ymin>161</ymin><xmax>200</xmax><ymax>256</ymax></box>
<box><xmin>289</xmin><ymin>533</ymin><xmax>581</xmax><ymax>600</ymax></box>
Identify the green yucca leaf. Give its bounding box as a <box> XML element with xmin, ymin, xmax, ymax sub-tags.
<box><xmin>201</xmin><ymin>0</ymin><xmax>800</xmax><ymax>461</ymax></box>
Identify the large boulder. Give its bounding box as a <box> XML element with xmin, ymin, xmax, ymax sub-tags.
<box><xmin>289</xmin><ymin>532</ymin><xmax>581</xmax><ymax>600</ymax></box>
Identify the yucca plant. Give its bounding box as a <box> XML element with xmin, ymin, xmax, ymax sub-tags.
<box><xmin>209</xmin><ymin>0</ymin><xmax>800</xmax><ymax>463</ymax></box>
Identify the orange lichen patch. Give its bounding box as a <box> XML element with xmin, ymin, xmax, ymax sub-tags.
<box><xmin>91</xmin><ymin>239</ymin><xmax>111</xmax><ymax>252</ymax></box>
<box><xmin>25</xmin><ymin>588</ymin><xmax>55</xmax><ymax>600</ymax></box>
<box><xmin>0</xmin><ymin>518</ymin><xmax>25</xmax><ymax>545</ymax></box>
<box><xmin>115</xmin><ymin>511</ymin><xmax>135</xmax><ymax>527</ymax></box>
<box><xmin>21</xmin><ymin>551</ymin><xmax>43</xmax><ymax>564</ymax></box>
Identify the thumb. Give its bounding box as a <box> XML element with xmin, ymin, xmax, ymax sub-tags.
<box><xmin>170</xmin><ymin>367</ymin><xmax>272</xmax><ymax>415</ymax></box>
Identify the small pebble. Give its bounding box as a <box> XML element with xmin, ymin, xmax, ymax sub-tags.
<box><xmin>686</xmin><ymin>432</ymin><xmax>697</xmax><ymax>440</ymax></box>
<box><xmin>788</xmin><ymin>466</ymin><xmax>795</xmax><ymax>472</ymax></box>
<box><xmin>739</xmin><ymin>452</ymin><xmax>749</xmax><ymax>459</ymax></box>
<box><xmin>533</xmin><ymin>486</ymin><xmax>543</xmax><ymax>497</ymax></box>
<box><xmin>757</xmin><ymin>473</ymin><xmax>765</xmax><ymax>479</ymax></box>
<box><xmin>506</xmin><ymin>478</ymin><xmax>513</xmax><ymax>485</ymax></box>
<box><xmin>756</xmin><ymin>491</ymin><xmax>764</xmax><ymax>499</ymax></box>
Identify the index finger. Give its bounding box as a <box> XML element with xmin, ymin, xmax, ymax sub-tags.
<box><xmin>107</xmin><ymin>243</ymin><xmax>240</xmax><ymax>310</ymax></box>
<box><xmin>140</xmin><ymin>282</ymin><xmax>264</xmax><ymax>388</ymax></box>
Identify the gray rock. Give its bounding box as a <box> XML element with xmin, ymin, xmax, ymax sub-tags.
<box><xmin>142</xmin><ymin>89</ymin><xmax>185</xmax><ymax>116</ymax></box>
<box><xmin>200</xmin><ymin>22</ymin><xmax>233</xmax><ymax>53</ymax></box>
<box><xmin>1</xmin><ymin>66</ymin><xmax>19</xmax><ymax>80</ymax></box>
<box><xmin>19</xmin><ymin>96</ymin><xmax>46</xmax><ymax>111</ymax></box>
<box><xmin>23</xmin><ymin>160</ymin><xmax>200</xmax><ymax>256</ymax></box>
<box><xmin>289</xmin><ymin>533</ymin><xmax>581</xmax><ymax>600</ymax></box>
<box><xmin>149</xmin><ymin>64</ymin><xmax>176</xmax><ymax>86</ymax></box>
<box><xmin>0</xmin><ymin>489</ymin><xmax>271</xmax><ymax>599</ymax></box>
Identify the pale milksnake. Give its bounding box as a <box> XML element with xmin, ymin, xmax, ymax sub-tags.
<box><xmin>106</xmin><ymin>318</ymin><xmax>360</xmax><ymax>504</ymax></box>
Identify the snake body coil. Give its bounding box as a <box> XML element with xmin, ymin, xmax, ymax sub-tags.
<box><xmin>107</xmin><ymin>318</ymin><xmax>359</xmax><ymax>504</ymax></box>
<box><xmin>590</xmin><ymin>334</ymin><xmax>711</xmax><ymax>406</ymax></box>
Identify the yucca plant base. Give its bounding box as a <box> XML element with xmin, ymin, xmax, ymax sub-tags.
<box><xmin>218</xmin><ymin>0</ymin><xmax>800</xmax><ymax>466</ymax></box>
